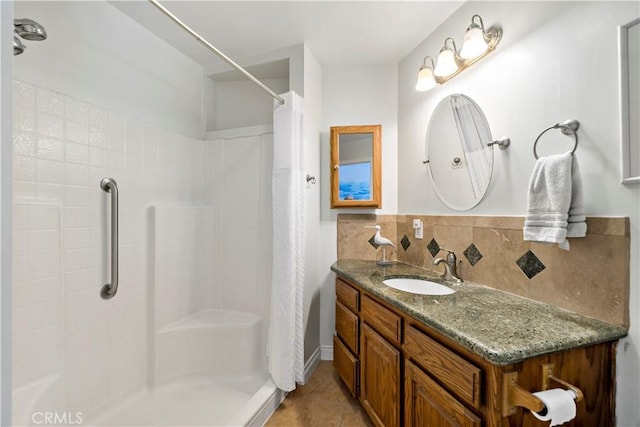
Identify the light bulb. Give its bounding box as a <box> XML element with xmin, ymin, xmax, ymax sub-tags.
<box><xmin>415</xmin><ymin>66</ymin><xmax>436</xmax><ymax>91</ymax></box>
<box><xmin>460</xmin><ymin>25</ymin><xmax>488</xmax><ymax>59</ymax></box>
<box><xmin>434</xmin><ymin>48</ymin><xmax>458</xmax><ymax>77</ymax></box>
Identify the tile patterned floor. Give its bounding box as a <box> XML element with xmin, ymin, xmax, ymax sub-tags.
<box><xmin>265</xmin><ymin>361</ymin><xmax>373</xmax><ymax>427</ymax></box>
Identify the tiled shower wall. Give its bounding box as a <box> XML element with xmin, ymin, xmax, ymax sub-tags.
<box><xmin>337</xmin><ymin>214</ymin><xmax>629</xmax><ymax>327</ymax></box>
<box><xmin>207</xmin><ymin>131</ymin><xmax>273</xmax><ymax>356</ymax></box>
<box><xmin>153</xmin><ymin>206</ymin><xmax>214</xmax><ymax>330</ymax></box>
<box><xmin>12</xmin><ymin>80</ymin><xmax>206</xmax><ymax>418</ymax></box>
<box><xmin>12</xmin><ymin>203</ymin><xmax>63</xmax><ymax>390</ymax></box>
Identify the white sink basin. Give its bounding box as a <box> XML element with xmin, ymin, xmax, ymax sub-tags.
<box><xmin>382</xmin><ymin>278</ymin><xmax>455</xmax><ymax>295</ymax></box>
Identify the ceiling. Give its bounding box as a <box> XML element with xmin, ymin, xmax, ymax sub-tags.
<box><xmin>110</xmin><ymin>1</ymin><xmax>463</xmax><ymax>70</ymax></box>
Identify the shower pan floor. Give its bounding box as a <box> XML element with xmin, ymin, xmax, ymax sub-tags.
<box><xmin>90</xmin><ymin>378</ymin><xmax>252</xmax><ymax>426</ymax></box>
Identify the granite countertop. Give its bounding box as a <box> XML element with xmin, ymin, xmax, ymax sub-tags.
<box><xmin>331</xmin><ymin>260</ymin><xmax>627</xmax><ymax>366</ymax></box>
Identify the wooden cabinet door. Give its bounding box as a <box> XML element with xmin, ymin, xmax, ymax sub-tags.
<box><xmin>361</xmin><ymin>323</ymin><xmax>401</xmax><ymax>427</ymax></box>
<box><xmin>333</xmin><ymin>335</ymin><xmax>359</xmax><ymax>397</ymax></box>
<box><xmin>405</xmin><ymin>360</ymin><xmax>481</xmax><ymax>427</ymax></box>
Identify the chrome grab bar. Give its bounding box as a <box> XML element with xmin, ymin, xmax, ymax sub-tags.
<box><xmin>100</xmin><ymin>178</ymin><xmax>119</xmax><ymax>299</ymax></box>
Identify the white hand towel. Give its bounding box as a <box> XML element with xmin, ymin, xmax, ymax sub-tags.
<box><xmin>566</xmin><ymin>155</ymin><xmax>587</xmax><ymax>238</ymax></box>
<box><xmin>523</xmin><ymin>152</ymin><xmax>572</xmax><ymax>249</ymax></box>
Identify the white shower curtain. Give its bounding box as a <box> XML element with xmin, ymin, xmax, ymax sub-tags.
<box><xmin>268</xmin><ymin>91</ymin><xmax>305</xmax><ymax>391</ymax></box>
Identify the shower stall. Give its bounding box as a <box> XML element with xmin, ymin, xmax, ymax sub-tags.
<box><xmin>9</xmin><ymin>1</ymin><xmax>296</xmax><ymax>425</ymax></box>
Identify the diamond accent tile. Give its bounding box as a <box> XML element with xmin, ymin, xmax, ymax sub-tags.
<box><xmin>401</xmin><ymin>235</ymin><xmax>411</xmax><ymax>251</ymax></box>
<box><xmin>516</xmin><ymin>250</ymin><xmax>546</xmax><ymax>279</ymax></box>
<box><xmin>463</xmin><ymin>243</ymin><xmax>483</xmax><ymax>266</ymax></box>
<box><xmin>368</xmin><ymin>235</ymin><xmax>379</xmax><ymax>249</ymax></box>
<box><xmin>427</xmin><ymin>238</ymin><xmax>440</xmax><ymax>257</ymax></box>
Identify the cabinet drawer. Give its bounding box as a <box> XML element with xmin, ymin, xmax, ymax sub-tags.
<box><xmin>336</xmin><ymin>278</ymin><xmax>359</xmax><ymax>312</ymax></box>
<box><xmin>405</xmin><ymin>360</ymin><xmax>481</xmax><ymax>427</ymax></box>
<box><xmin>333</xmin><ymin>335</ymin><xmax>358</xmax><ymax>397</ymax></box>
<box><xmin>362</xmin><ymin>295</ymin><xmax>401</xmax><ymax>345</ymax></box>
<box><xmin>336</xmin><ymin>300</ymin><xmax>359</xmax><ymax>354</ymax></box>
<box><xmin>405</xmin><ymin>325</ymin><xmax>481</xmax><ymax>409</ymax></box>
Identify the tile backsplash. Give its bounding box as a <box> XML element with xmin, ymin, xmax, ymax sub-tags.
<box><xmin>337</xmin><ymin>214</ymin><xmax>629</xmax><ymax>327</ymax></box>
<box><xmin>337</xmin><ymin>214</ymin><xmax>397</xmax><ymax>261</ymax></box>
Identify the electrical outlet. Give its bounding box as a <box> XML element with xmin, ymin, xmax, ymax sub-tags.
<box><xmin>412</xmin><ymin>219</ymin><xmax>423</xmax><ymax>239</ymax></box>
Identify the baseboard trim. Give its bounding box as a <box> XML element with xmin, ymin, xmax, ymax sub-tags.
<box><xmin>303</xmin><ymin>347</ymin><xmax>321</xmax><ymax>384</ymax></box>
<box><xmin>320</xmin><ymin>345</ymin><xmax>333</xmax><ymax>361</ymax></box>
<box><xmin>245</xmin><ymin>383</ymin><xmax>286</xmax><ymax>427</ymax></box>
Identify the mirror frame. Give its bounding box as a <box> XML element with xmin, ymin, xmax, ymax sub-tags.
<box><xmin>330</xmin><ymin>124</ymin><xmax>382</xmax><ymax>208</ymax></box>
<box><xmin>425</xmin><ymin>94</ymin><xmax>494</xmax><ymax>211</ymax></box>
<box><xmin>619</xmin><ymin>17</ymin><xmax>640</xmax><ymax>184</ymax></box>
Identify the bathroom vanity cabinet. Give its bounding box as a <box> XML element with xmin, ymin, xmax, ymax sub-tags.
<box><xmin>333</xmin><ymin>274</ymin><xmax>621</xmax><ymax>427</ymax></box>
<box><xmin>333</xmin><ymin>279</ymin><xmax>361</xmax><ymax>397</ymax></box>
<box><xmin>360</xmin><ymin>295</ymin><xmax>402</xmax><ymax>427</ymax></box>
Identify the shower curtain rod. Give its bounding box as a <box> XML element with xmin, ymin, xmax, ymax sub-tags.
<box><xmin>148</xmin><ymin>0</ymin><xmax>286</xmax><ymax>105</ymax></box>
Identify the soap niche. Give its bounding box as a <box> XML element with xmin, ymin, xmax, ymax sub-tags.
<box><xmin>206</xmin><ymin>58</ymin><xmax>290</xmax><ymax>132</ymax></box>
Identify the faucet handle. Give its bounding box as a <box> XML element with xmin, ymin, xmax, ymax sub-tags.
<box><xmin>434</xmin><ymin>248</ymin><xmax>463</xmax><ymax>283</ymax></box>
<box><xmin>438</xmin><ymin>248</ymin><xmax>461</xmax><ymax>266</ymax></box>
<box><xmin>438</xmin><ymin>247</ymin><xmax>456</xmax><ymax>258</ymax></box>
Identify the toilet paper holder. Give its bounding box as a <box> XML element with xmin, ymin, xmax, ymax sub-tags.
<box><xmin>502</xmin><ymin>363</ymin><xmax>584</xmax><ymax>417</ymax></box>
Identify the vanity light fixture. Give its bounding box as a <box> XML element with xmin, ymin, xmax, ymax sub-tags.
<box><xmin>460</xmin><ymin>15</ymin><xmax>491</xmax><ymax>59</ymax></box>
<box><xmin>433</xmin><ymin>38</ymin><xmax>459</xmax><ymax>77</ymax></box>
<box><xmin>415</xmin><ymin>14</ymin><xmax>502</xmax><ymax>91</ymax></box>
<box><xmin>415</xmin><ymin>56</ymin><xmax>436</xmax><ymax>91</ymax></box>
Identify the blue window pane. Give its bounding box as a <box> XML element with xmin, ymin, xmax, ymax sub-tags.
<box><xmin>339</xmin><ymin>162</ymin><xmax>371</xmax><ymax>200</ymax></box>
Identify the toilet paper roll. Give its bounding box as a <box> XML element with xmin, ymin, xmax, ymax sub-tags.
<box><xmin>531</xmin><ymin>388</ymin><xmax>577</xmax><ymax>426</ymax></box>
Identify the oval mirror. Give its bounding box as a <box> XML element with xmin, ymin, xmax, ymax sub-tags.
<box><xmin>425</xmin><ymin>94</ymin><xmax>494</xmax><ymax>211</ymax></box>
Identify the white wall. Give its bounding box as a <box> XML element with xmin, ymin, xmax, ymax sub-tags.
<box><xmin>204</xmin><ymin>44</ymin><xmax>304</xmax><ymax>96</ymax></box>
<box><xmin>627</xmin><ymin>22</ymin><xmax>640</xmax><ymax>179</ymax></box>
<box><xmin>204</xmin><ymin>44</ymin><xmax>305</xmax><ymax>134</ymax></box>
<box><xmin>398</xmin><ymin>2</ymin><xmax>640</xmax><ymax>425</ymax></box>
<box><xmin>302</xmin><ymin>45</ymin><xmax>322</xmax><ymax>365</ymax></box>
<box><xmin>318</xmin><ymin>64</ymin><xmax>398</xmax><ymax>358</ymax></box>
<box><xmin>212</xmin><ymin>78</ymin><xmax>289</xmax><ymax>131</ymax></box>
<box><xmin>14</xmin><ymin>2</ymin><xmax>204</xmax><ymax>138</ymax></box>
<box><xmin>320</xmin><ymin>66</ymin><xmax>398</xmax><ymax>220</ymax></box>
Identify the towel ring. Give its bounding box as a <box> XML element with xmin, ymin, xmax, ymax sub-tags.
<box><xmin>533</xmin><ymin>119</ymin><xmax>580</xmax><ymax>159</ymax></box>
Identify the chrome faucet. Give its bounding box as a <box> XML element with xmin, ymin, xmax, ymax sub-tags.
<box><xmin>433</xmin><ymin>248</ymin><xmax>463</xmax><ymax>283</ymax></box>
